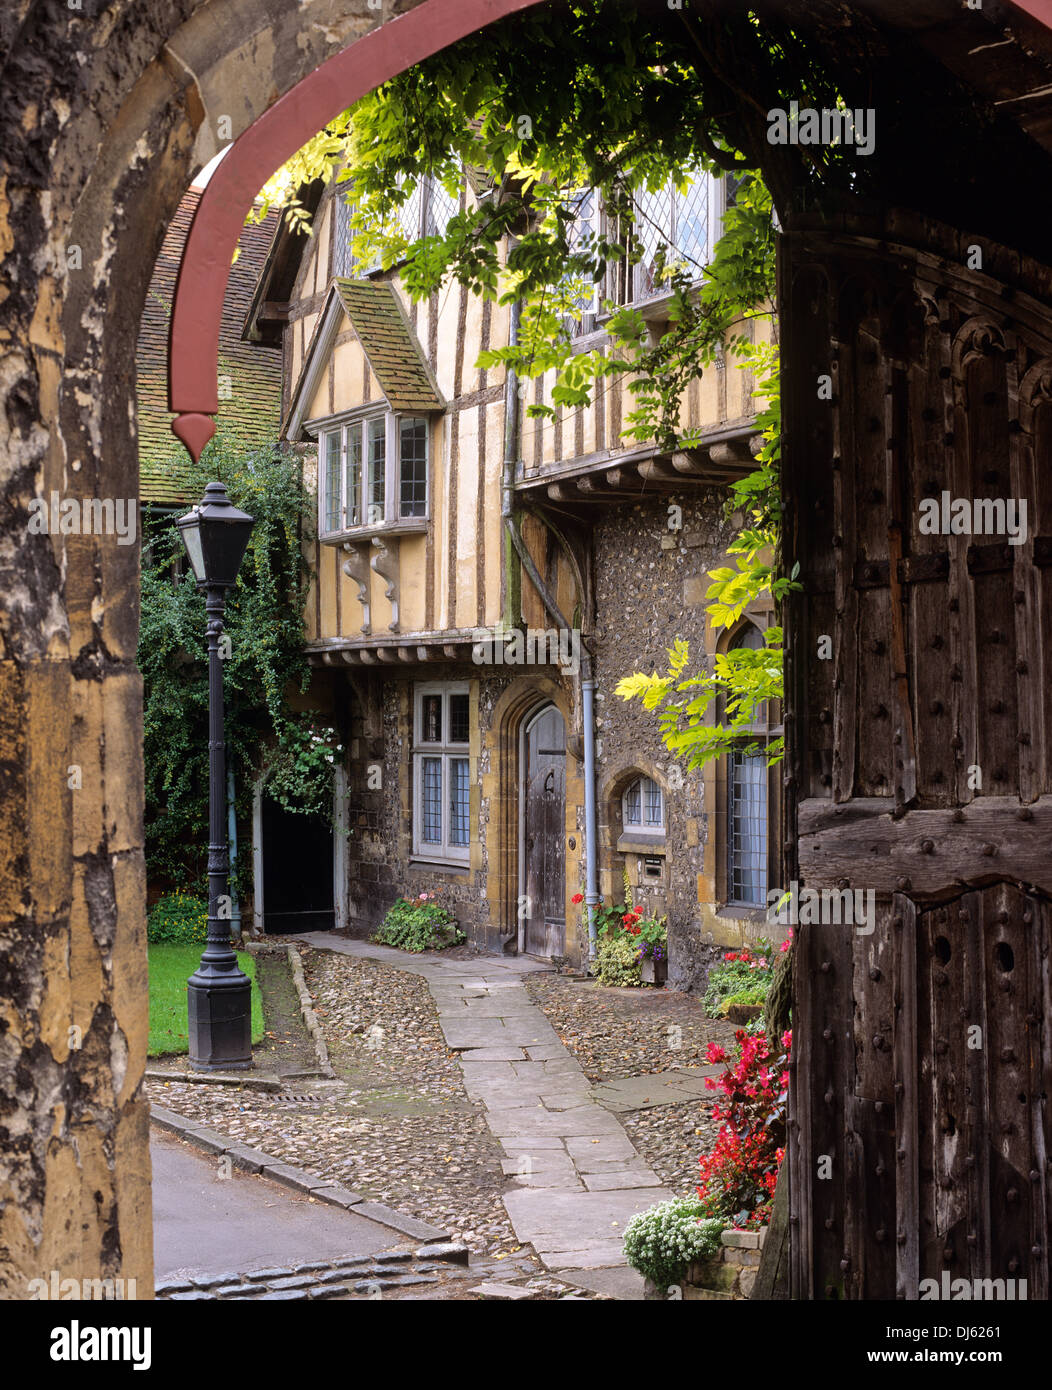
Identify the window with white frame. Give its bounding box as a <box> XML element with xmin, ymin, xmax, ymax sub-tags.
<box><xmin>318</xmin><ymin>410</ymin><xmax>431</xmax><ymax>535</ymax></box>
<box><xmin>413</xmin><ymin>683</ymin><xmax>472</xmax><ymax>864</ymax></box>
<box><xmin>622</xmin><ymin>775</ymin><xmax>665</xmax><ymax>837</ymax></box>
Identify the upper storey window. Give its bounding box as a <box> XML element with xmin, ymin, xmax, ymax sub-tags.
<box><xmin>319</xmin><ymin>410</ymin><xmax>430</xmax><ymax>535</ymax></box>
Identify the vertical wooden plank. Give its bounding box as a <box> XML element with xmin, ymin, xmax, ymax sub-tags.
<box><xmin>923</xmin><ymin>895</ymin><xmax>981</xmax><ymax>1288</ymax></box>
<box><xmin>1030</xmin><ymin>896</ymin><xmax>1052</xmax><ymax>1300</ymax></box>
<box><xmin>1008</xmin><ymin>335</ymin><xmax>1039</xmax><ymax>803</ymax></box>
<box><xmin>849</xmin><ymin>902</ymin><xmax>898</xmax><ymax>1297</ymax></box>
<box><xmin>984</xmin><ymin>882</ymin><xmax>1039</xmax><ymax>1290</ymax></box>
<box><xmin>893</xmin><ymin>894</ymin><xmax>919</xmax><ymax>1299</ymax></box>
<box><xmin>832</xmin><ymin>277</ymin><xmax>858</xmax><ymax>805</ymax></box>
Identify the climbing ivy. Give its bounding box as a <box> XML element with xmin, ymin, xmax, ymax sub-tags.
<box><xmin>139</xmin><ymin>438</ymin><xmax>339</xmax><ymax>892</ymax></box>
<box><xmin>616</xmin><ymin>340</ymin><xmax>800</xmax><ymax>769</ymax></box>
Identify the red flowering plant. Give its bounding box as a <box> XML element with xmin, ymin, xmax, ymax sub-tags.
<box><xmin>697</xmin><ymin>1026</ymin><xmax>791</xmax><ymax>1228</ymax></box>
<box><xmin>702</xmin><ymin>934</ymin><xmax>784</xmax><ymax>1019</ymax></box>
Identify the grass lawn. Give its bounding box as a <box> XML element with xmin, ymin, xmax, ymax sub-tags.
<box><xmin>147</xmin><ymin>943</ymin><xmax>264</xmax><ymax>1057</ymax></box>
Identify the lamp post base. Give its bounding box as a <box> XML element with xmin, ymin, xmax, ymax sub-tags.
<box><xmin>187</xmin><ymin>975</ymin><xmax>254</xmax><ymax>1071</ymax></box>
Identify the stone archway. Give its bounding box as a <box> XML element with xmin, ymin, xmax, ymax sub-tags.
<box><xmin>0</xmin><ymin>0</ymin><xmax>544</xmax><ymax>1298</ymax></box>
<box><xmin>487</xmin><ymin>675</ymin><xmax>576</xmax><ymax>956</ymax></box>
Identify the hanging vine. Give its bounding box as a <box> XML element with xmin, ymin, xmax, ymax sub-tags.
<box><xmin>139</xmin><ymin>438</ymin><xmax>341</xmax><ymax>892</ymax></box>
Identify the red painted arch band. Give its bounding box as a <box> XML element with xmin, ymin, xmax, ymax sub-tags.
<box><xmin>169</xmin><ymin>0</ymin><xmax>1052</xmax><ymax>460</ymax></box>
<box><xmin>168</xmin><ymin>0</ymin><xmax>546</xmax><ymax>453</ymax></box>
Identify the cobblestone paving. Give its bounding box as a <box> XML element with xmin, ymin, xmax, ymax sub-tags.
<box><xmin>147</xmin><ymin>938</ymin><xmax>740</xmax><ymax>1294</ymax></box>
<box><xmin>155</xmin><ymin>1245</ymin><xmax>595</xmax><ymax>1301</ymax></box>
<box><xmin>146</xmin><ymin>948</ymin><xmax>519</xmax><ymax>1259</ymax></box>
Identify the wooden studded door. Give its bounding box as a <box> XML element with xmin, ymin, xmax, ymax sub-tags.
<box><xmin>522</xmin><ymin>705</ymin><xmax>566</xmax><ymax>958</ymax></box>
<box><xmin>781</xmin><ymin>206</ymin><xmax>1052</xmax><ymax>1300</ymax></box>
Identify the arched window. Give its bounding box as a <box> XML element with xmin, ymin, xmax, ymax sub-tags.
<box><xmin>622</xmin><ymin>775</ymin><xmax>665</xmax><ymax>836</ymax></box>
<box><xmin>725</xmin><ymin>622</ymin><xmax>770</xmax><ymax>908</ymax></box>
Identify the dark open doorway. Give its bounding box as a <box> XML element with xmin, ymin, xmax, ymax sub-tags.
<box><xmin>260</xmin><ymin>795</ymin><xmax>335</xmax><ymax>934</ymax></box>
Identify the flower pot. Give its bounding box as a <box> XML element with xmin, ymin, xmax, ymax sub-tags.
<box><xmin>640</xmin><ymin>955</ymin><xmax>667</xmax><ymax>986</ymax></box>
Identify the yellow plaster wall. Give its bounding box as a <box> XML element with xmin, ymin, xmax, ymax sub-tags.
<box><xmin>454</xmin><ymin>406</ymin><xmax>479</xmax><ymax>627</ymax></box>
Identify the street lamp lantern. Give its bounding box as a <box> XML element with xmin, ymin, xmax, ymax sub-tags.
<box><xmin>175</xmin><ymin>480</ymin><xmax>255</xmax><ymax>588</ymax></box>
<box><xmin>175</xmin><ymin>480</ymin><xmax>255</xmax><ymax>1071</ymax></box>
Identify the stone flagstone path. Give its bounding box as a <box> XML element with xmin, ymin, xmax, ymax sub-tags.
<box><xmin>300</xmin><ymin>934</ymin><xmax>672</xmax><ymax>1279</ymax></box>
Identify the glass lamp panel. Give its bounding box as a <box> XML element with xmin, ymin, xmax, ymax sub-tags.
<box><xmin>178</xmin><ymin>517</ymin><xmax>205</xmax><ymax>582</ymax></box>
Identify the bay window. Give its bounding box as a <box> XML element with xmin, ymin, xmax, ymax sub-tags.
<box><xmin>318</xmin><ymin>409</ymin><xmax>431</xmax><ymax>535</ymax></box>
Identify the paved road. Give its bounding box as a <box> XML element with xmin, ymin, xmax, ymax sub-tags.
<box><xmin>152</xmin><ymin>1131</ymin><xmax>397</xmax><ymax>1280</ymax></box>
<box><xmin>301</xmin><ymin>933</ymin><xmax>663</xmax><ymax>1295</ymax></box>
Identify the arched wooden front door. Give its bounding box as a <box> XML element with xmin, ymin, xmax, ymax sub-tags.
<box><xmin>521</xmin><ymin>705</ymin><xmax>566</xmax><ymax>958</ymax></box>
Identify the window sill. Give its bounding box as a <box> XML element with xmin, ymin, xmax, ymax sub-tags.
<box><xmin>714</xmin><ymin>903</ymin><xmax>771</xmax><ymax>922</ymax></box>
<box><xmin>408</xmin><ymin>856</ymin><xmax>471</xmax><ymax>874</ymax></box>
<box><xmin>321</xmin><ymin>520</ymin><xmax>429</xmax><ymax>544</ymax></box>
<box><xmin>617</xmin><ymin>835</ymin><xmax>666</xmax><ymax>855</ymax></box>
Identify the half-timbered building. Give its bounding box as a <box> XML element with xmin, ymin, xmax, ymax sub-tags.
<box><xmin>247</xmin><ymin>170</ymin><xmax>782</xmax><ymax>983</ymax></box>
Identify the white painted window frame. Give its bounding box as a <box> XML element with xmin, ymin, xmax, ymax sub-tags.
<box><xmin>622</xmin><ymin>774</ymin><xmax>666</xmax><ymax>837</ymax></box>
<box><xmin>317</xmin><ymin>406</ymin><xmax>432</xmax><ymax>538</ymax></box>
<box><xmin>411</xmin><ymin>680</ymin><xmax>472</xmax><ymax>866</ymax></box>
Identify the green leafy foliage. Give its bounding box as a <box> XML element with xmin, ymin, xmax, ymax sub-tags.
<box><xmin>146</xmin><ymin>893</ymin><xmax>209</xmax><ymax>946</ymax></box>
<box><xmin>622</xmin><ymin>1197</ymin><xmax>723</xmax><ymax>1288</ymax></box>
<box><xmin>616</xmin><ymin>342</ymin><xmax>798</xmax><ymax>770</ymax></box>
<box><xmin>140</xmin><ymin>438</ymin><xmax>336</xmax><ymax>893</ymax></box>
<box><xmin>702</xmin><ymin>942</ymin><xmax>779</xmax><ymax>1019</ymax></box>
<box><xmin>250</xmin><ymin>0</ymin><xmax>794</xmax><ymax>786</ymax></box>
<box><xmin>594</xmin><ymin>930</ymin><xmax>643</xmax><ymax>987</ymax></box>
<box><xmin>373</xmin><ymin>894</ymin><xmax>466</xmax><ymax>953</ymax></box>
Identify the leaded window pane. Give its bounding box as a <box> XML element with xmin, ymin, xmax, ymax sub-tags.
<box><xmin>421</xmin><ymin>757</ymin><xmax>442</xmax><ymax>844</ymax></box>
<box><xmin>399</xmin><ymin>417</ymin><xmax>428</xmax><ymax>517</ymax></box>
<box><xmin>324</xmin><ymin>432</ymin><xmax>341</xmax><ymax>532</ymax></box>
<box><xmin>624</xmin><ymin>780</ymin><xmax>641</xmax><ymax>825</ymax></box>
<box><xmin>422</xmin><ymin>694</ymin><xmax>442</xmax><ymax>743</ymax></box>
<box><xmin>367</xmin><ymin>416</ymin><xmax>385</xmax><ymax>523</ymax></box>
<box><xmin>346</xmin><ymin>427</ymin><xmax>362</xmax><ymax>527</ymax></box>
<box><xmin>448</xmin><ymin>758</ymin><xmax>470</xmax><ymax>846</ymax></box>
<box><xmin>448</xmin><ymin>693</ymin><xmax>469</xmax><ymax>743</ymax></box>
<box><xmin>642</xmin><ymin>776</ymin><xmax>663</xmax><ymax>827</ymax></box>
<box><xmin>729</xmin><ymin>749</ymin><xmax>767</xmax><ymax>905</ymax></box>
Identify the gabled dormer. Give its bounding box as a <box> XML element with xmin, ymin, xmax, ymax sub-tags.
<box><xmin>288</xmin><ymin>278</ymin><xmax>445</xmax><ymax>544</ymax></box>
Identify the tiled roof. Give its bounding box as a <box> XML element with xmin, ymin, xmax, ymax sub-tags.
<box><xmin>136</xmin><ymin>189</ymin><xmax>283</xmax><ymax>504</ymax></box>
<box><xmin>334</xmin><ymin>278</ymin><xmax>442</xmax><ymax>413</ymax></box>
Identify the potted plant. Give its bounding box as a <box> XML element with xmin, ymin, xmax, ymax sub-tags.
<box><xmin>618</xmin><ymin>904</ymin><xmax>668</xmax><ymax>985</ymax></box>
<box><xmin>572</xmin><ymin>894</ymin><xmax>669</xmax><ymax>986</ymax></box>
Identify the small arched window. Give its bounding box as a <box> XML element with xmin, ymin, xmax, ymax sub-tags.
<box><xmin>622</xmin><ymin>775</ymin><xmax>665</xmax><ymax>836</ymax></box>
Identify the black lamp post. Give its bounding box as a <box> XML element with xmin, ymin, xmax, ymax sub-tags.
<box><xmin>175</xmin><ymin>481</ymin><xmax>255</xmax><ymax>1071</ymax></box>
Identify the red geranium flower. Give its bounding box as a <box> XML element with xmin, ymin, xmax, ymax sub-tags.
<box><xmin>571</xmin><ymin>893</ymin><xmax>584</xmax><ymax>904</ymax></box>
